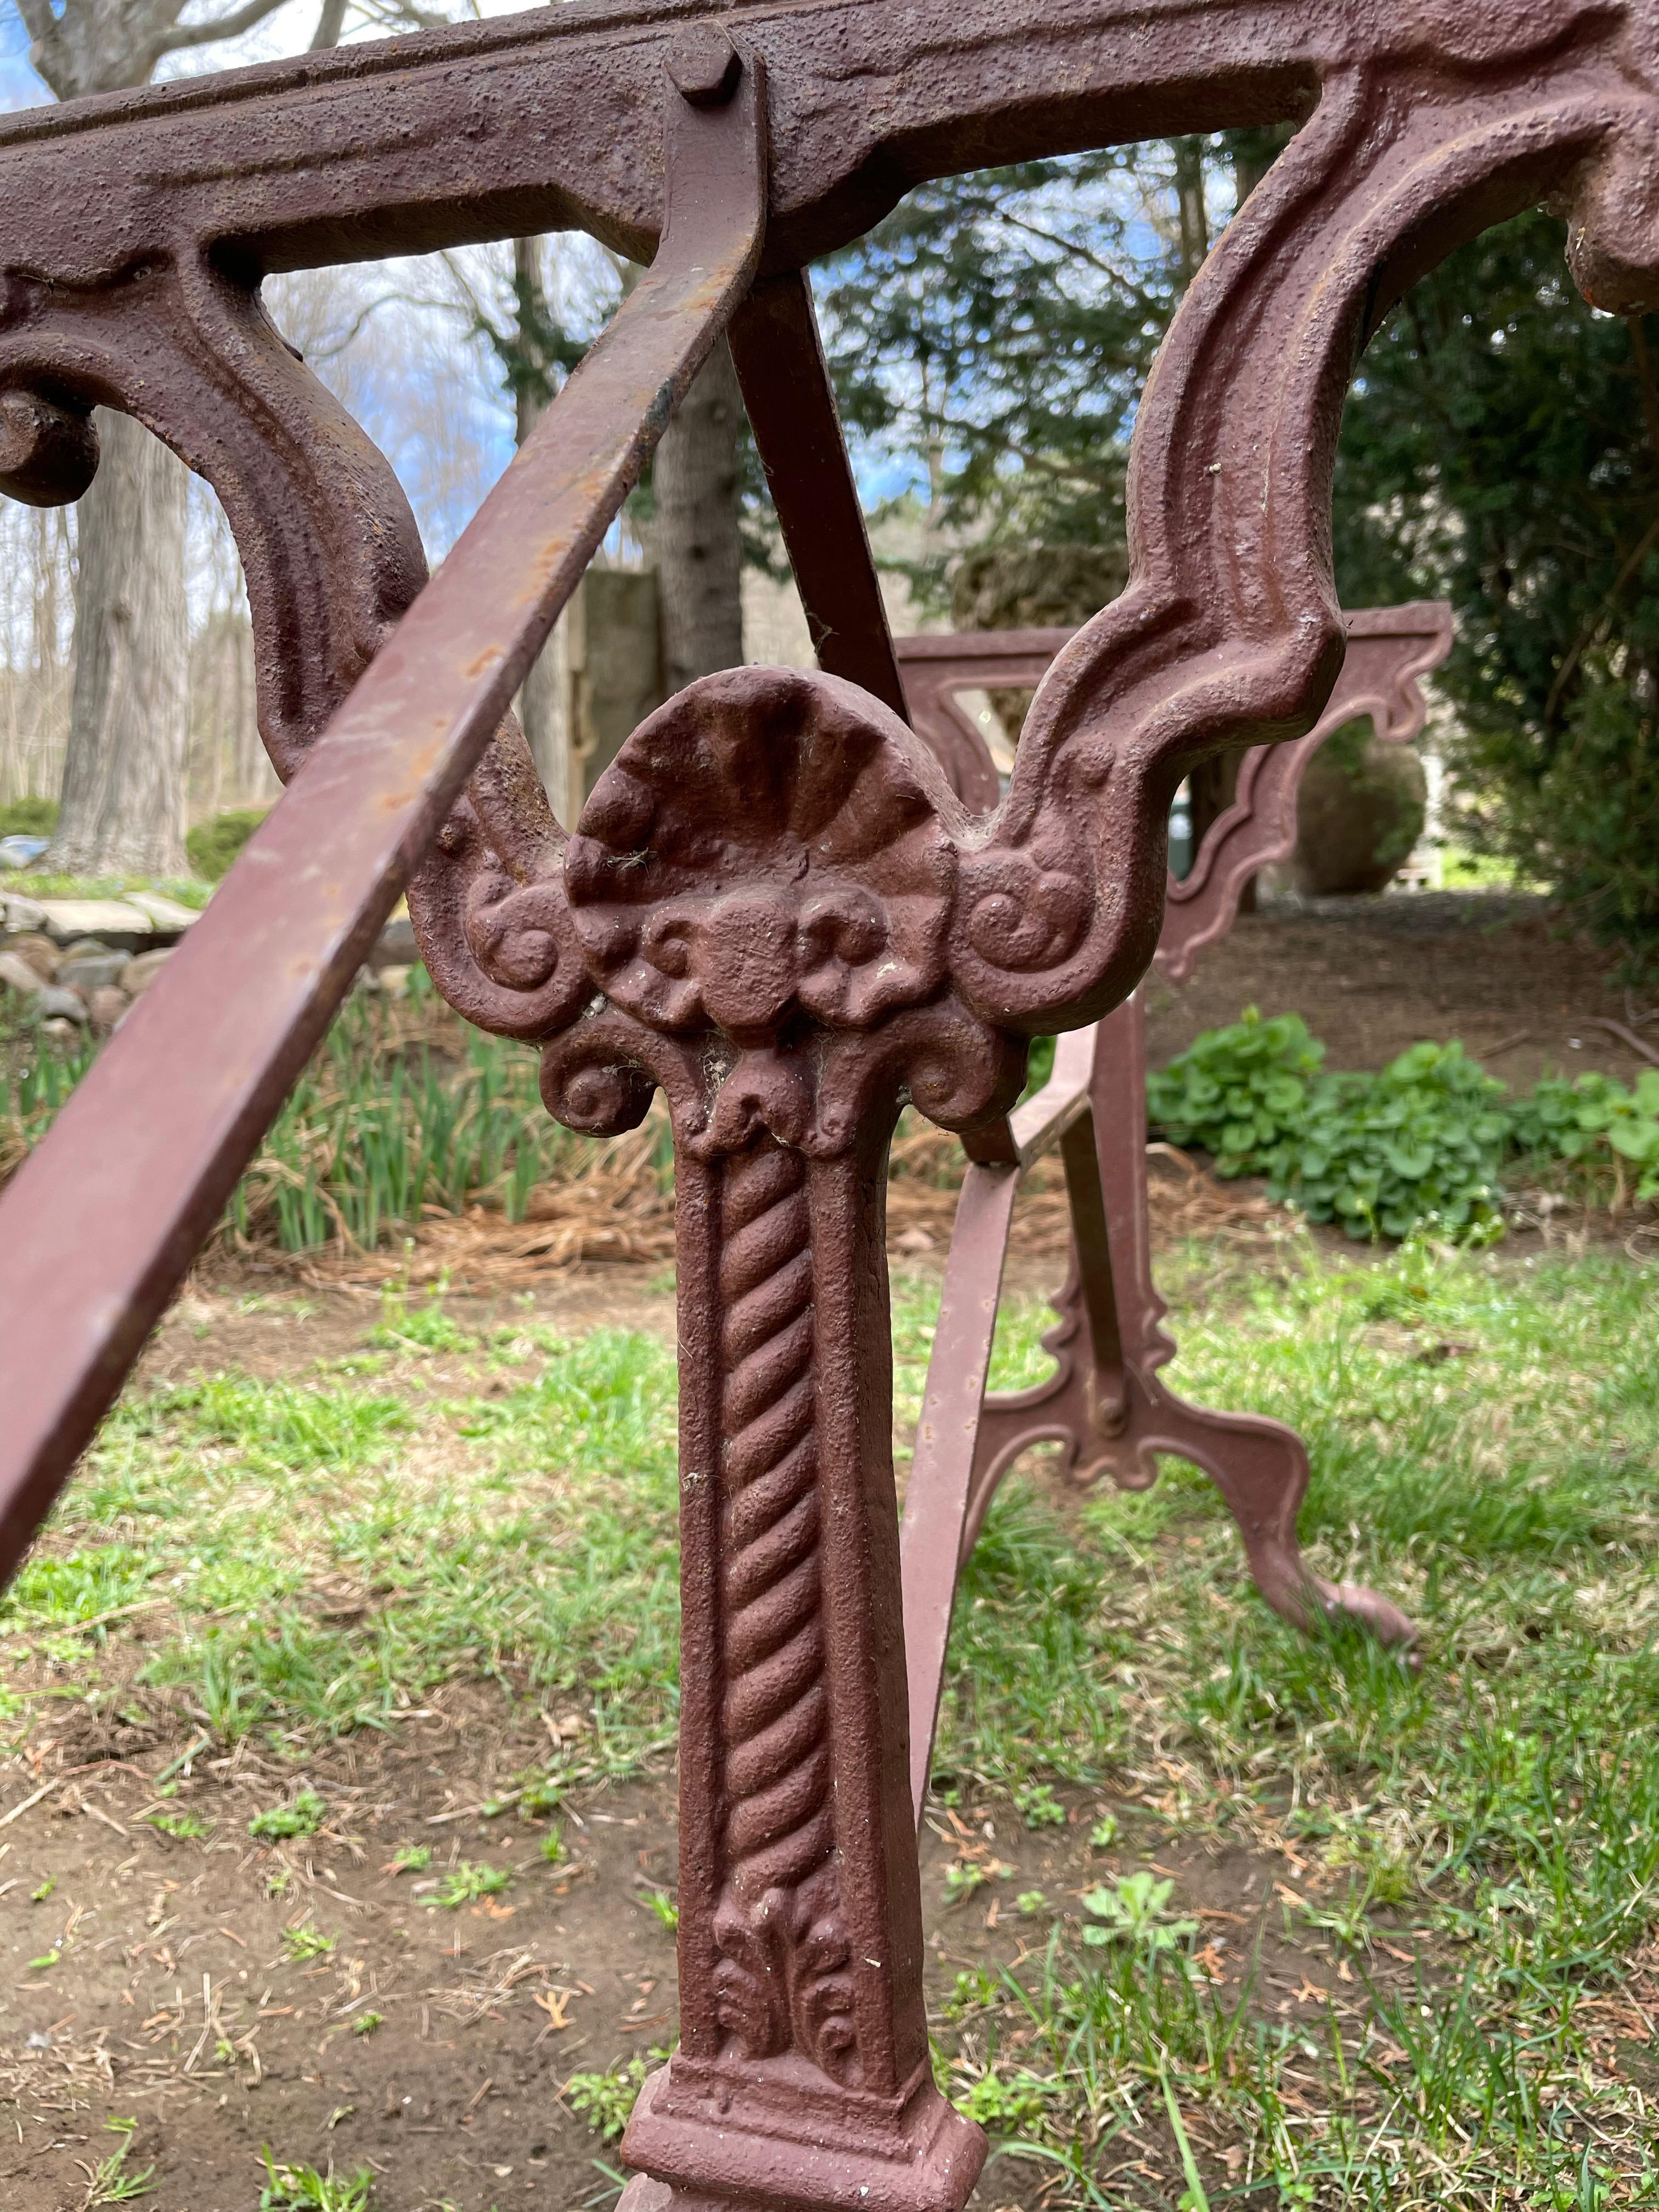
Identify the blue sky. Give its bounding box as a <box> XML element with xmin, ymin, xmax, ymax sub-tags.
<box><xmin>0</xmin><ymin>0</ymin><xmax>547</xmax><ymax>104</ymax></box>
<box><xmin>0</xmin><ymin>2</ymin><xmax>47</xmax><ymax>108</ymax></box>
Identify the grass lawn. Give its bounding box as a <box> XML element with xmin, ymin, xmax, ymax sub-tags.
<box><xmin>3</xmin><ymin>1233</ymin><xmax>1658</xmax><ymax>2208</ymax></box>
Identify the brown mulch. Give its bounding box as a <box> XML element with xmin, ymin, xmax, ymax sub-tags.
<box><xmin>228</xmin><ymin>1132</ymin><xmax>1285</xmax><ymax>1295</ymax></box>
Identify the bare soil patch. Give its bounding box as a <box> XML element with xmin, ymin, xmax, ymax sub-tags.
<box><xmin>0</xmin><ymin>1728</ymin><xmax>1434</xmax><ymax>2212</ymax></box>
<box><xmin>1146</xmin><ymin>889</ymin><xmax>1652</xmax><ymax>1092</ymax></box>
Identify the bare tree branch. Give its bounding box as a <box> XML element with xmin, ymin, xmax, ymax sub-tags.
<box><xmin>15</xmin><ymin>0</ymin><xmax>69</xmax><ymax>95</ymax></box>
<box><xmin>159</xmin><ymin>0</ymin><xmax>303</xmax><ymax>55</ymax></box>
<box><xmin>352</xmin><ymin>0</ymin><xmax>458</xmax><ymax>29</ymax></box>
<box><xmin>13</xmin><ymin>0</ymin><xmax>57</xmax><ymax>48</ymax></box>
<box><xmin>309</xmin><ymin>0</ymin><xmax>349</xmax><ymax>47</ymax></box>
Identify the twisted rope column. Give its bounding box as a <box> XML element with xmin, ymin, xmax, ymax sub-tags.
<box><xmin>710</xmin><ymin>1138</ymin><xmax>855</xmax><ymax>2081</ymax></box>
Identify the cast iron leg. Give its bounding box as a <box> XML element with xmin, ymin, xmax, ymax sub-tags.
<box><xmin>968</xmin><ymin>997</ymin><xmax>1417</xmax><ymax>1644</ymax></box>
<box><xmin>619</xmin><ymin>1121</ymin><xmax>985</xmax><ymax>2211</ymax></box>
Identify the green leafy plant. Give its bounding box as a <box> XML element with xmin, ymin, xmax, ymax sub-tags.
<box><xmin>3</xmin><ymin>981</ymin><xmax>612</xmax><ymax>1255</ymax></box>
<box><xmin>1079</xmin><ymin>1871</ymin><xmax>1198</xmax><ymax>1954</ymax></box>
<box><xmin>186</xmin><ymin>807</ymin><xmax>268</xmax><ymax>883</ymax></box>
<box><xmin>1512</xmin><ymin>1068</ymin><xmax>1659</xmax><ymax>1204</ymax></box>
<box><xmin>1149</xmin><ymin>1017</ymin><xmax>1515</xmax><ymax>1238</ymax></box>
<box><xmin>249</xmin><ymin>1788</ymin><xmax>326</xmax><ymax>1842</ymax></box>
<box><xmin>146</xmin><ymin>1809</ymin><xmax>212</xmax><ymax>1841</ymax></box>
<box><xmin>257</xmin><ymin>2151</ymin><xmax>373</xmax><ymax>2211</ymax></box>
<box><xmin>565</xmin><ymin>2057</ymin><xmax>650</xmax><ymax>2142</ymax></box>
<box><xmin>370</xmin><ymin>1286</ymin><xmax>471</xmax><ymax>1355</ymax></box>
<box><xmin>941</xmin><ymin>1860</ymin><xmax>988</xmax><ymax>1908</ymax></box>
<box><xmin>0</xmin><ymin>794</ymin><xmax>58</xmax><ymax>840</ymax></box>
<box><xmin>1146</xmin><ymin>1006</ymin><xmax>1324</xmax><ymax>1173</ymax></box>
<box><xmin>1268</xmin><ymin>1041</ymin><xmax>1511</xmax><ymax>1240</ymax></box>
<box><xmin>428</xmin><ymin>1860</ymin><xmax>511</xmax><ymax>1909</ymax></box>
<box><xmin>957</xmin><ymin>2067</ymin><xmax>1052</xmax><ymax>2131</ymax></box>
<box><xmin>1087</xmin><ymin>1814</ymin><xmax>1120</xmax><ymax>1850</ymax></box>
<box><xmin>281</xmin><ymin>1922</ymin><xmax>336</xmax><ymax>1962</ymax></box>
<box><xmin>943</xmin><ymin>1966</ymin><xmax>1001</xmax><ymax>2019</ymax></box>
<box><xmin>1012</xmin><ymin>1780</ymin><xmax>1066</xmax><ymax>1829</ymax></box>
<box><xmin>639</xmin><ymin>1885</ymin><xmax>679</xmax><ymax>1929</ymax></box>
<box><xmin>351</xmin><ymin>2012</ymin><xmax>383</xmax><ymax>2038</ymax></box>
<box><xmin>539</xmin><ymin>1825</ymin><xmax>567</xmax><ymax>1865</ymax></box>
<box><xmin>80</xmin><ymin>2117</ymin><xmax>155</xmax><ymax>2205</ymax></box>
<box><xmin>390</xmin><ymin>1843</ymin><xmax>431</xmax><ymax>1874</ymax></box>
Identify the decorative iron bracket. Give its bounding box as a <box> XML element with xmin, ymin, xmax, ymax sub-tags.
<box><xmin>897</xmin><ymin>606</ymin><xmax>1453</xmax><ymax>1820</ymax></box>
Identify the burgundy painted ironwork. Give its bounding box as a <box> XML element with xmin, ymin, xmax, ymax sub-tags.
<box><xmin>0</xmin><ymin>6</ymin><xmax>1654</xmax><ymax>2208</ymax></box>
<box><xmin>895</xmin><ymin>606</ymin><xmax>1453</xmax><ymax>1821</ymax></box>
<box><xmin>0</xmin><ymin>46</ymin><xmax>769</xmax><ymax>1574</ymax></box>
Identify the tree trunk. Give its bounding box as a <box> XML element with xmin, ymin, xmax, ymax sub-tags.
<box><xmin>654</xmin><ymin>338</ymin><xmax>744</xmax><ymax>691</ymax></box>
<box><xmin>509</xmin><ymin>236</ymin><xmax>581</xmax><ymax>824</ymax></box>
<box><xmin>48</xmin><ymin>409</ymin><xmax>190</xmax><ymax>876</ymax></box>
<box><xmin>29</xmin><ymin>0</ymin><xmax>357</xmax><ymax>878</ymax></box>
<box><xmin>1171</xmin><ymin>137</ymin><xmax>1210</xmax><ymax>286</ymax></box>
<box><xmin>39</xmin><ymin>18</ymin><xmax>193</xmax><ymax>880</ymax></box>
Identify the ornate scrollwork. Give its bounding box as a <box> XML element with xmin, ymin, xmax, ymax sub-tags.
<box><xmin>541</xmin><ymin>667</ymin><xmax>1023</xmax><ymax>1160</ymax></box>
<box><xmin>938</xmin><ymin>50</ymin><xmax>1659</xmax><ymax>1031</ymax></box>
<box><xmin>566</xmin><ymin>670</ymin><xmax>960</xmax><ymax>1040</ymax></box>
<box><xmin>398</xmin><ymin>38</ymin><xmax>1659</xmax><ymax>1064</ymax></box>
<box><xmin>9</xmin><ymin>14</ymin><xmax>1659</xmax><ymax>2208</ymax></box>
<box><xmin>534</xmin><ymin>673</ymin><xmax>1020</xmax><ymax>2112</ymax></box>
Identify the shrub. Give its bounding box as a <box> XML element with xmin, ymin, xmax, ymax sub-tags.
<box><xmin>1144</xmin><ymin>1006</ymin><xmax>1323</xmax><ymax>1173</ymax></box>
<box><xmin>1150</xmin><ymin>1012</ymin><xmax>1659</xmax><ymax>1237</ymax></box>
<box><xmin>187</xmin><ymin>806</ymin><xmax>268</xmax><ymax>882</ymax></box>
<box><xmin>0</xmin><ymin>795</ymin><xmax>57</xmax><ymax>839</ymax></box>
<box><xmin>1269</xmin><ymin>1041</ymin><xmax>1511</xmax><ymax>1240</ymax></box>
<box><xmin>1511</xmin><ymin>1067</ymin><xmax>1659</xmax><ymax>1204</ymax></box>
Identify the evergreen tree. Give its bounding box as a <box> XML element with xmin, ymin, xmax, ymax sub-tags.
<box><xmin>823</xmin><ymin>152</ymin><xmax>1659</xmax><ymax>967</ymax></box>
<box><xmin>814</xmin><ymin>144</ymin><xmax>1221</xmax><ymax>594</ymax></box>
<box><xmin>1333</xmin><ymin>209</ymin><xmax>1659</xmax><ymax>967</ymax></box>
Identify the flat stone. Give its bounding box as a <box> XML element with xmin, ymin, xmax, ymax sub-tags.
<box><xmin>59</xmin><ymin>938</ymin><xmax>113</xmax><ymax>961</ymax></box>
<box><xmin>1</xmin><ymin>893</ymin><xmax>47</xmax><ymax>933</ymax></box>
<box><xmin>0</xmin><ymin>951</ymin><xmax>46</xmax><ymax>996</ymax></box>
<box><xmin>35</xmin><ymin>899</ymin><xmax>155</xmax><ymax>949</ymax></box>
<box><xmin>87</xmin><ymin>985</ymin><xmax>128</xmax><ymax>1030</ymax></box>
<box><xmin>34</xmin><ymin>984</ymin><xmax>88</xmax><ymax>1023</ymax></box>
<box><xmin>58</xmin><ymin>952</ymin><xmax>127</xmax><ymax>993</ymax></box>
<box><xmin>121</xmin><ymin>947</ymin><xmax>173</xmax><ymax>996</ymax></box>
<box><xmin>121</xmin><ymin>891</ymin><xmax>200</xmax><ymax>938</ymax></box>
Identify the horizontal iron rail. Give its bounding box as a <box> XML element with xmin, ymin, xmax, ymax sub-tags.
<box><xmin>0</xmin><ymin>63</ymin><xmax>766</xmax><ymax>1588</ymax></box>
<box><xmin>0</xmin><ymin>0</ymin><xmax>1359</xmax><ymax>280</ymax></box>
